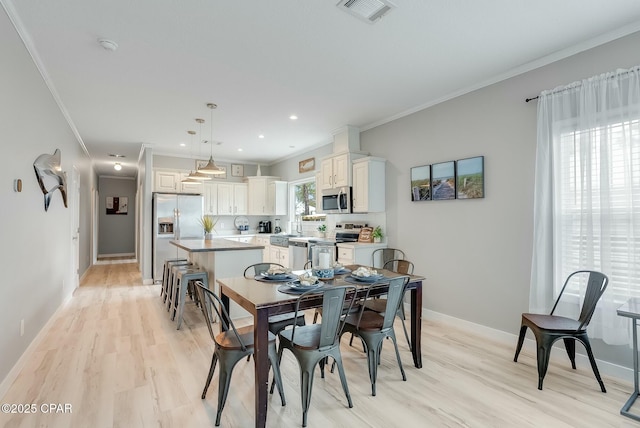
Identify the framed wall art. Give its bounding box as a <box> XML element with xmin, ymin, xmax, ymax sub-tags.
<box><xmin>106</xmin><ymin>196</ymin><xmax>128</xmax><ymax>215</ymax></box>
<box><xmin>231</xmin><ymin>164</ymin><xmax>244</xmax><ymax>177</ymax></box>
<box><xmin>410</xmin><ymin>164</ymin><xmax>431</xmax><ymax>201</ymax></box>
<box><xmin>431</xmin><ymin>161</ymin><xmax>456</xmax><ymax>200</ymax></box>
<box><xmin>299</xmin><ymin>157</ymin><xmax>315</xmax><ymax>173</ymax></box>
<box><xmin>456</xmin><ymin>156</ymin><xmax>484</xmax><ymax>199</ymax></box>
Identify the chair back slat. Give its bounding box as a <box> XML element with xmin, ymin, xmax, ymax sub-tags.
<box><xmin>291</xmin><ymin>285</ymin><xmax>356</xmax><ymax>350</ymax></box>
<box><xmin>372</xmin><ymin>248</ymin><xmax>405</xmax><ymax>268</ymax></box>
<box><xmin>383</xmin><ymin>259</ymin><xmax>414</xmax><ymax>275</ymax></box>
<box><xmin>244</xmin><ymin>263</ymin><xmax>285</xmax><ymax>278</ymax></box>
<box><xmin>194</xmin><ymin>281</ymin><xmax>248</xmax><ymax>351</ymax></box>
<box><xmin>550</xmin><ymin>270</ymin><xmax>609</xmax><ymax>330</ymax></box>
<box><xmin>381</xmin><ymin>277</ymin><xmax>409</xmax><ymax>330</ymax></box>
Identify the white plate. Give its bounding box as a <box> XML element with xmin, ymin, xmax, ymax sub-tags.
<box><xmin>349</xmin><ymin>274</ymin><xmax>384</xmax><ymax>283</ymax></box>
<box><xmin>287</xmin><ymin>280</ymin><xmax>321</xmax><ymax>290</ymax></box>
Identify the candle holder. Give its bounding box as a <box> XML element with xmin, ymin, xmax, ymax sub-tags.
<box><xmin>311</xmin><ymin>245</ymin><xmax>335</xmax><ymax>280</ymax></box>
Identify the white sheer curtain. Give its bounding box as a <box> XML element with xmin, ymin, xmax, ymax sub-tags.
<box><xmin>530</xmin><ymin>66</ymin><xmax>640</xmax><ymax>346</ymax></box>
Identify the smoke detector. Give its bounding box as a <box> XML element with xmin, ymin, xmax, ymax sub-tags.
<box><xmin>337</xmin><ymin>0</ymin><xmax>395</xmax><ymax>24</ymax></box>
<box><xmin>98</xmin><ymin>38</ymin><xmax>118</xmax><ymax>51</ymax></box>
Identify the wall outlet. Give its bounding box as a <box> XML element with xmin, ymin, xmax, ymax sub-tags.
<box><xmin>20</xmin><ymin>319</ymin><xmax>24</xmax><ymax>336</ymax></box>
<box><xmin>220</xmin><ymin>222</ymin><xmax>225</xmax><ymax>229</ymax></box>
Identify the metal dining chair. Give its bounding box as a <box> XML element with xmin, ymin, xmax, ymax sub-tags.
<box><xmin>361</xmin><ymin>259</ymin><xmax>414</xmax><ymax>348</ymax></box>
<box><xmin>274</xmin><ymin>285</ymin><xmax>357</xmax><ymax>427</ymax></box>
<box><xmin>343</xmin><ymin>276</ymin><xmax>410</xmax><ymax>396</ymax></box>
<box><xmin>194</xmin><ymin>281</ymin><xmax>286</xmax><ymax>426</ymax></box>
<box><xmin>514</xmin><ymin>270</ymin><xmax>609</xmax><ymax>391</ymax></box>
<box><xmin>244</xmin><ymin>263</ymin><xmax>306</xmax><ymax>334</ymax></box>
<box><xmin>371</xmin><ymin>248</ymin><xmax>405</xmax><ymax>269</ymax></box>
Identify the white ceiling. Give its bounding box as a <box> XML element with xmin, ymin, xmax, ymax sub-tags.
<box><xmin>5</xmin><ymin>0</ymin><xmax>640</xmax><ymax>178</ymax></box>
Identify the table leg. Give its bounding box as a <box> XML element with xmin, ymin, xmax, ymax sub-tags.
<box><xmin>622</xmin><ymin>318</ymin><xmax>640</xmax><ymax>421</ymax></box>
<box><xmin>253</xmin><ymin>308</ymin><xmax>270</xmax><ymax>428</ymax></box>
<box><xmin>410</xmin><ymin>281</ymin><xmax>423</xmax><ymax>369</ymax></box>
<box><xmin>220</xmin><ymin>293</ymin><xmax>230</xmax><ymax>331</ymax></box>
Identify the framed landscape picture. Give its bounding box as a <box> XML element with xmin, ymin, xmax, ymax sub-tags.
<box><xmin>456</xmin><ymin>156</ymin><xmax>484</xmax><ymax>199</ymax></box>
<box><xmin>410</xmin><ymin>165</ymin><xmax>431</xmax><ymax>201</ymax></box>
<box><xmin>431</xmin><ymin>161</ymin><xmax>456</xmax><ymax>200</ymax></box>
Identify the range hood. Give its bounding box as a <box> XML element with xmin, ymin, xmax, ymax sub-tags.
<box><xmin>332</xmin><ymin>125</ymin><xmax>360</xmax><ymax>153</ymax></box>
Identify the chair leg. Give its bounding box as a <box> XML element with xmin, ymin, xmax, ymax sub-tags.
<box><xmin>299</xmin><ymin>359</ymin><xmax>317</xmax><ymax>428</ymax></box>
<box><xmin>581</xmin><ymin>336</ymin><xmax>607</xmax><ymax>393</ymax></box>
<box><xmin>329</xmin><ymin>349</ymin><xmax>353</xmax><ymax>408</ymax></box>
<box><xmin>268</xmin><ymin>342</ymin><xmax>286</xmax><ymax>406</ymax></box>
<box><xmin>398</xmin><ymin>310</ymin><xmax>411</xmax><ymax>349</ymax></box>
<box><xmin>390</xmin><ymin>333</ymin><xmax>406</xmax><ymax>382</ymax></box>
<box><xmin>215</xmin><ymin>359</ymin><xmax>237</xmax><ymax>427</ymax></box>
<box><xmin>535</xmin><ymin>341</ymin><xmax>552</xmax><ymax>390</ymax></box>
<box><xmin>563</xmin><ymin>337</ymin><xmax>576</xmax><ymax>369</ymax></box>
<box><xmin>202</xmin><ymin>353</ymin><xmax>218</xmax><ymax>399</ymax></box>
<box><xmin>513</xmin><ymin>325</ymin><xmax>527</xmax><ymax>362</ymax></box>
<box><xmin>364</xmin><ymin>338</ymin><xmax>379</xmax><ymax>396</ymax></box>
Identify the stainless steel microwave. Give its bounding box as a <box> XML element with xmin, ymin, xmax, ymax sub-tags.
<box><xmin>321</xmin><ymin>187</ymin><xmax>352</xmax><ymax>214</ymax></box>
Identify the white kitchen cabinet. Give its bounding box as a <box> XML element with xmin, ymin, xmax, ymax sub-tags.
<box><xmin>217</xmin><ymin>183</ymin><xmax>248</xmax><ymax>215</ymax></box>
<box><xmin>337</xmin><ymin>243</ymin><xmax>387</xmax><ymax>266</ymax></box>
<box><xmin>269</xmin><ymin>246</ymin><xmax>289</xmax><ymax>268</ymax></box>
<box><xmin>321</xmin><ymin>153</ymin><xmax>350</xmax><ymax>190</ymax></box>
<box><xmin>179</xmin><ymin>173</ymin><xmax>203</xmax><ymax>194</ymax></box>
<box><xmin>247</xmin><ymin>176</ymin><xmax>287</xmax><ymax>215</ymax></box>
<box><xmin>155</xmin><ymin>170</ymin><xmax>180</xmax><ymax>192</ymax></box>
<box><xmin>352</xmin><ymin>157</ymin><xmax>386</xmax><ymax>213</ymax></box>
<box><xmin>202</xmin><ymin>182</ymin><xmax>218</xmax><ymax>215</ymax></box>
<box><xmin>253</xmin><ymin>235</ymin><xmax>271</xmax><ymax>262</ymax></box>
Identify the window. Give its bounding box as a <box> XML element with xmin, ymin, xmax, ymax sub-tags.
<box><xmin>557</xmin><ymin>119</ymin><xmax>640</xmax><ymax>300</ymax></box>
<box><xmin>289</xmin><ymin>178</ymin><xmax>325</xmax><ymax>222</ymax></box>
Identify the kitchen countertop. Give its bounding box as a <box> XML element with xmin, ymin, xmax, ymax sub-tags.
<box><xmin>170</xmin><ymin>238</ymin><xmax>264</xmax><ymax>252</ymax></box>
<box><xmin>335</xmin><ymin>241</ymin><xmax>388</xmax><ymax>249</ymax></box>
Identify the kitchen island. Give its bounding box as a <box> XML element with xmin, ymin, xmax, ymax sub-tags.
<box><xmin>170</xmin><ymin>238</ymin><xmax>264</xmax><ymax>318</ymax></box>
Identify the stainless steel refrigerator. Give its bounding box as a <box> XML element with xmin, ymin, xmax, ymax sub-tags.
<box><xmin>152</xmin><ymin>192</ymin><xmax>204</xmax><ymax>282</ymax></box>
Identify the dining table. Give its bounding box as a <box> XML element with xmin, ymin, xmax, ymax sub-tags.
<box><xmin>217</xmin><ymin>264</ymin><xmax>426</xmax><ymax>428</ymax></box>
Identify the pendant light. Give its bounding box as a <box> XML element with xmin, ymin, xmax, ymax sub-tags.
<box><xmin>181</xmin><ymin>129</ymin><xmax>205</xmax><ymax>184</ymax></box>
<box><xmin>186</xmin><ymin>124</ymin><xmax>211</xmax><ymax>181</ymax></box>
<box><xmin>197</xmin><ymin>103</ymin><xmax>226</xmax><ymax>175</ymax></box>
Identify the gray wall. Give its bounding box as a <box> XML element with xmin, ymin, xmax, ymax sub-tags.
<box><xmin>359</xmin><ymin>31</ymin><xmax>640</xmax><ymax>368</ymax></box>
<box><xmin>98</xmin><ymin>177</ymin><xmax>136</xmax><ymax>255</ymax></box>
<box><xmin>0</xmin><ymin>6</ymin><xmax>93</xmax><ymax>386</ymax></box>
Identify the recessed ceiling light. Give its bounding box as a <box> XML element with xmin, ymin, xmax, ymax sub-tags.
<box><xmin>238</xmin><ymin>148</ymin><xmax>243</xmax><ymax>152</ymax></box>
<box><xmin>180</xmin><ymin>143</ymin><xmax>186</xmax><ymax>147</ymax></box>
<box><xmin>289</xmin><ymin>115</ymin><xmax>298</xmax><ymax>120</ymax></box>
<box><xmin>258</xmin><ymin>134</ymin><xmax>265</xmax><ymax>139</ymax></box>
<box><xmin>114</xmin><ymin>163</ymin><xmax>122</xmax><ymax>171</ymax></box>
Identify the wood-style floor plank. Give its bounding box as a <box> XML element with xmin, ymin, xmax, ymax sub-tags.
<box><xmin>0</xmin><ymin>262</ymin><xmax>637</xmax><ymax>427</ymax></box>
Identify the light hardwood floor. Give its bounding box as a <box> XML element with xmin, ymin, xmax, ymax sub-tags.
<box><xmin>0</xmin><ymin>263</ymin><xmax>637</xmax><ymax>427</ymax></box>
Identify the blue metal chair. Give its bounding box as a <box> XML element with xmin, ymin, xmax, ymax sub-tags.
<box><xmin>343</xmin><ymin>276</ymin><xmax>410</xmax><ymax>396</ymax></box>
<box><xmin>275</xmin><ymin>285</ymin><xmax>357</xmax><ymax>427</ymax></box>
<box><xmin>194</xmin><ymin>281</ymin><xmax>286</xmax><ymax>426</ymax></box>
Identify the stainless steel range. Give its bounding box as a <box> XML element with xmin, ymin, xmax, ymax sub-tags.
<box><xmin>270</xmin><ymin>234</ymin><xmax>291</xmax><ymax>247</ymax></box>
<box><xmin>307</xmin><ymin>221</ymin><xmax>368</xmax><ymax>264</ymax></box>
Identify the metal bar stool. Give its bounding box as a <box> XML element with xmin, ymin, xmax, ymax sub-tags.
<box><xmin>167</xmin><ymin>263</ymin><xmax>195</xmax><ymax>311</ymax></box>
<box><xmin>171</xmin><ymin>266</ymin><xmax>209</xmax><ymax>330</ymax></box>
<box><xmin>161</xmin><ymin>258</ymin><xmax>189</xmax><ymax>302</ymax></box>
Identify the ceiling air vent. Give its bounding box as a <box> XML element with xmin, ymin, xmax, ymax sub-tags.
<box><xmin>337</xmin><ymin>0</ymin><xmax>395</xmax><ymax>24</ymax></box>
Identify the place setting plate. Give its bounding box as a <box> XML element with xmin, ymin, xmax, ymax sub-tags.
<box><xmin>277</xmin><ymin>280</ymin><xmax>321</xmax><ymax>295</ymax></box>
<box><xmin>333</xmin><ymin>267</ymin><xmax>352</xmax><ymax>275</ymax></box>
<box><xmin>345</xmin><ymin>274</ymin><xmax>385</xmax><ymax>284</ymax></box>
<box><xmin>255</xmin><ymin>273</ymin><xmax>297</xmax><ymax>282</ymax></box>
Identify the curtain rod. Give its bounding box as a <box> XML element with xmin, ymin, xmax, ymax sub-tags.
<box><xmin>524</xmin><ymin>66</ymin><xmax>640</xmax><ymax>103</ymax></box>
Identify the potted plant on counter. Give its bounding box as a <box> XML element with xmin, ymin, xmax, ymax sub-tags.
<box><xmin>317</xmin><ymin>224</ymin><xmax>327</xmax><ymax>238</ymax></box>
<box><xmin>372</xmin><ymin>226</ymin><xmax>383</xmax><ymax>243</ymax></box>
<box><xmin>199</xmin><ymin>215</ymin><xmax>218</xmax><ymax>240</ymax></box>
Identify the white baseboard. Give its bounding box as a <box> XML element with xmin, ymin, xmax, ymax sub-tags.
<box><xmin>0</xmin><ymin>301</ymin><xmax>69</xmax><ymax>399</ymax></box>
<box><xmin>422</xmin><ymin>308</ymin><xmax>633</xmax><ymax>384</ymax></box>
<box><xmin>97</xmin><ymin>252</ymin><xmax>134</xmax><ymax>258</ymax></box>
<box><xmin>142</xmin><ymin>278</ymin><xmax>154</xmax><ymax>285</ymax></box>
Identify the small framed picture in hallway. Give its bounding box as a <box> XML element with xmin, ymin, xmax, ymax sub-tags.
<box><xmin>106</xmin><ymin>196</ymin><xmax>128</xmax><ymax>215</ymax></box>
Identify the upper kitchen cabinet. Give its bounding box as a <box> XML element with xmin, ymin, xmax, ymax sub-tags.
<box><xmin>202</xmin><ymin>182</ymin><xmax>218</xmax><ymax>215</ymax></box>
<box><xmin>179</xmin><ymin>173</ymin><xmax>204</xmax><ymax>194</ymax></box>
<box><xmin>155</xmin><ymin>170</ymin><xmax>180</xmax><ymax>192</ymax></box>
<box><xmin>352</xmin><ymin>157</ymin><xmax>386</xmax><ymax>213</ymax></box>
<box><xmin>320</xmin><ymin>153</ymin><xmax>351</xmax><ymax>190</ymax></box>
<box><xmin>247</xmin><ymin>176</ymin><xmax>288</xmax><ymax>216</ymax></box>
<box><xmin>217</xmin><ymin>182</ymin><xmax>248</xmax><ymax>215</ymax></box>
